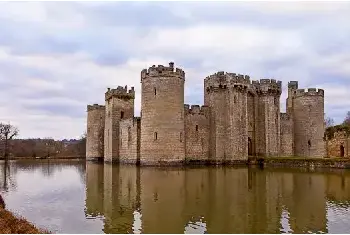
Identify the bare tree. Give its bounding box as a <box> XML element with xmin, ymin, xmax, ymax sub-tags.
<box><xmin>325</xmin><ymin>116</ymin><xmax>335</xmax><ymax>128</ymax></box>
<box><xmin>344</xmin><ymin>111</ymin><xmax>350</xmax><ymax>126</ymax></box>
<box><xmin>0</xmin><ymin>123</ymin><xmax>19</xmax><ymax>160</ymax></box>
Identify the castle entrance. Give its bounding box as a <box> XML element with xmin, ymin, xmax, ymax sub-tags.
<box><xmin>248</xmin><ymin>137</ymin><xmax>252</xmax><ymax>156</ymax></box>
<box><xmin>340</xmin><ymin>145</ymin><xmax>345</xmax><ymax>157</ymax></box>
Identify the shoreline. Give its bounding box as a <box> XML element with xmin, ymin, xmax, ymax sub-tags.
<box><xmin>0</xmin><ymin>207</ymin><xmax>48</xmax><ymax>234</ymax></box>
<box><xmin>88</xmin><ymin>156</ymin><xmax>350</xmax><ymax>169</ymax></box>
<box><xmin>2</xmin><ymin>156</ymin><xmax>350</xmax><ymax>170</ymax></box>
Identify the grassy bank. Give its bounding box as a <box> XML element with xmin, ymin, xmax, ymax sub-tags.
<box><xmin>0</xmin><ymin>208</ymin><xmax>49</xmax><ymax>234</ymax></box>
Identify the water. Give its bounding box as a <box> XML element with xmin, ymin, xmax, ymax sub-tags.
<box><xmin>1</xmin><ymin>160</ymin><xmax>350</xmax><ymax>234</ymax></box>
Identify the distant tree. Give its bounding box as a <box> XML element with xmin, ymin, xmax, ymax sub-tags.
<box><xmin>0</xmin><ymin>123</ymin><xmax>19</xmax><ymax>160</ymax></box>
<box><xmin>325</xmin><ymin>116</ymin><xmax>335</xmax><ymax>128</ymax></box>
<box><xmin>344</xmin><ymin>111</ymin><xmax>350</xmax><ymax>126</ymax></box>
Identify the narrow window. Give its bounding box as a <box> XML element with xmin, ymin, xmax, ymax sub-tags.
<box><xmin>121</xmin><ymin>111</ymin><xmax>124</xmax><ymax>119</ymax></box>
<box><xmin>308</xmin><ymin>140</ymin><xmax>311</xmax><ymax>147</ymax></box>
<box><xmin>154</xmin><ymin>87</ymin><xmax>157</xmax><ymax>96</ymax></box>
<box><xmin>234</xmin><ymin>95</ymin><xmax>237</xmax><ymax>104</ymax></box>
<box><xmin>180</xmin><ymin>132</ymin><xmax>183</xmax><ymax>142</ymax></box>
<box><xmin>128</xmin><ymin>127</ymin><xmax>131</xmax><ymax>142</ymax></box>
<box><xmin>196</xmin><ymin>125</ymin><xmax>199</xmax><ymax>131</ymax></box>
<box><xmin>154</xmin><ymin>132</ymin><xmax>158</xmax><ymax>140</ymax></box>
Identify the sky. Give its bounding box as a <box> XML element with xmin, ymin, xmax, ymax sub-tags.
<box><xmin>0</xmin><ymin>1</ymin><xmax>350</xmax><ymax>140</ymax></box>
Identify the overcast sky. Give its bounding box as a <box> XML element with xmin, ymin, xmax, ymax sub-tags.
<box><xmin>0</xmin><ymin>1</ymin><xmax>349</xmax><ymax>140</ymax></box>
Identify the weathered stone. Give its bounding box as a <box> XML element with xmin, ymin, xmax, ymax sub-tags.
<box><xmin>86</xmin><ymin>62</ymin><xmax>326</xmax><ymax>166</ymax></box>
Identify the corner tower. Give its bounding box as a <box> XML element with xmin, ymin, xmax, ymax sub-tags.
<box><xmin>104</xmin><ymin>86</ymin><xmax>135</xmax><ymax>163</ymax></box>
<box><xmin>204</xmin><ymin>72</ymin><xmax>250</xmax><ymax>162</ymax></box>
<box><xmin>254</xmin><ymin>79</ymin><xmax>282</xmax><ymax>157</ymax></box>
<box><xmin>86</xmin><ymin>104</ymin><xmax>105</xmax><ymax>161</ymax></box>
<box><xmin>140</xmin><ymin>62</ymin><xmax>185</xmax><ymax>165</ymax></box>
<box><xmin>292</xmin><ymin>88</ymin><xmax>325</xmax><ymax>158</ymax></box>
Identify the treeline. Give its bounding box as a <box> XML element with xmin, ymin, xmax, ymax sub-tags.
<box><xmin>5</xmin><ymin>137</ymin><xmax>86</xmax><ymax>159</ymax></box>
<box><xmin>0</xmin><ymin>122</ymin><xmax>86</xmax><ymax>159</ymax></box>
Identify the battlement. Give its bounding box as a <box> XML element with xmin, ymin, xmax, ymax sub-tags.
<box><xmin>105</xmin><ymin>85</ymin><xmax>135</xmax><ymax>101</ymax></box>
<box><xmin>252</xmin><ymin>79</ymin><xmax>282</xmax><ymax>95</ymax></box>
<box><xmin>141</xmin><ymin>62</ymin><xmax>185</xmax><ymax>80</ymax></box>
<box><xmin>293</xmin><ymin>88</ymin><xmax>324</xmax><ymax>98</ymax></box>
<box><xmin>288</xmin><ymin>81</ymin><xmax>299</xmax><ymax>90</ymax></box>
<box><xmin>280</xmin><ymin>113</ymin><xmax>291</xmax><ymax>121</ymax></box>
<box><xmin>184</xmin><ymin>104</ymin><xmax>209</xmax><ymax>116</ymax></box>
<box><xmin>87</xmin><ymin>104</ymin><xmax>105</xmax><ymax>112</ymax></box>
<box><xmin>205</xmin><ymin>72</ymin><xmax>251</xmax><ymax>93</ymax></box>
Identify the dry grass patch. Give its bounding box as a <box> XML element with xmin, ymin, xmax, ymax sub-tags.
<box><xmin>0</xmin><ymin>208</ymin><xmax>49</xmax><ymax>234</ymax></box>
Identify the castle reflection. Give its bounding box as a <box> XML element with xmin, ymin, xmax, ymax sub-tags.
<box><xmin>85</xmin><ymin>163</ymin><xmax>350</xmax><ymax>234</ymax></box>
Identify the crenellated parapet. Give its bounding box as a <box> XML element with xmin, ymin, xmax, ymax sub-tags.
<box><xmin>293</xmin><ymin>88</ymin><xmax>324</xmax><ymax>98</ymax></box>
<box><xmin>87</xmin><ymin>104</ymin><xmax>105</xmax><ymax>112</ymax></box>
<box><xmin>288</xmin><ymin>81</ymin><xmax>298</xmax><ymax>90</ymax></box>
<box><xmin>184</xmin><ymin>104</ymin><xmax>209</xmax><ymax>116</ymax></box>
<box><xmin>252</xmin><ymin>79</ymin><xmax>282</xmax><ymax>96</ymax></box>
<box><xmin>205</xmin><ymin>71</ymin><xmax>250</xmax><ymax>93</ymax></box>
<box><xmin>141</xmin><ymin>62</ymin><xmax>185</xmax><ymax>81</ymax></box>
<box><xmin>105</xmin><ymin>85</ymin><xmax>135</xmax><ymax>101</ymax></box>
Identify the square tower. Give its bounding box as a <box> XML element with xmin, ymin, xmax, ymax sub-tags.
<box><xmin>104</xmin><ymin>86</ymin><xmax>135</xmax><ymax>163</ymax></box>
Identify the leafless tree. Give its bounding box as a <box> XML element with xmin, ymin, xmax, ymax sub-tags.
<box><xmin>344</xmin><ymin>111</ymin><xmax>350</xmax><ymax>126</ymax></box>
<box><xmin>0</xmin><ymin>123</ymin><xmax>19</xmax><ymax>160</ymax></box>
<box><xmin>325</xmin><ymin>116</ymin><xmax>335</xmax><ymax>128</ymax></box>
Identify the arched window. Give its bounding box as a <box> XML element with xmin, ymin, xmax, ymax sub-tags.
<box><xmin>154</xmin><ymin>132</ymin><xmax>158</xmax><ymax>141</ymax></box>
<box><xmin>196</xmin><ymin>125</ymin><xmax>199</xmax><ymax>131</ymax></box>
<box><xmin>154</xmin><ymin>87</ymin><xmax>157</xmax><ymax>96</ymax></box>
<box><xmin>121</xmin><ymin>111</ymin><xmax>124</xmax><ymax>119</ymax></box>
<box><xmin>234</xmin><ymin>95</ymin><xmax>237</xmax><ymax>104</ymax></box>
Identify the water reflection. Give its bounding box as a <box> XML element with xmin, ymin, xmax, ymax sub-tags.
<box><xmin>85</xmin><ymin>164</ymin><xmax>350</xmax><ymax>234</ymax></box>
<box><xmin>1</xmin><ymin>160</ymin><xmax>350</xmax><ymax>233</ymax></box>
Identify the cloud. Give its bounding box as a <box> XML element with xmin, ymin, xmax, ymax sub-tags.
<box><xmin>0</xmin><ymin>2</ymin><xmax>349</xmax><ymax>139</ymax></box>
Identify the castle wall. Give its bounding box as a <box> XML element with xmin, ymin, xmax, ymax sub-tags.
<box><xmin>140</xmin><ymin>63</ymin><xmax>185</xmax><ymax>165</ymax></box>
<box><xmin>184</xmin><ymin>105</ymin><xmax>210</xmax><ymax>162</ymax></box>
<box><xmin>247</xmin><ymin>92</ymin><xmax>258</xmax><ymax>156</ymax></box>
<box><xmin>205</xmin><ymin>72</ymin><xmax>229</xmax><ymax>162</ymax></box>
<box><xmin>254</xmin><ymin>79</ymin><xmax>281</xmax><ymax>157</ymax></box>
<box><xmin>86</xmin><ymin>104</ymin><xmax>105</xmax><ymax>161</ymax></box>
<box><xmin>104</xmin><ymin>86</ymin><xmax>135</xmax><ymax>163</ymax></box>
<box><xmin>227</xmin><ymin>85</ymin><xmax>248</xmax><ymax>160</ymax></box>
<box><xmin>326</xmin><ymin>131</ymin><xmax>350</xmax><ymax>158</ymax></box>
<box><xmin>280</xmin><ymin>113</ymin><xmax>294</xmax><ymax>156</ymax></box>
<box><xmin>292</xmin><ymin>88</ymin><xmax>325</xmax><ymax>158</ymax></box>
<box><xmin>119</xmin><ymin>117</ymin><xmax>141</xmax><ymax>164</ymax></box>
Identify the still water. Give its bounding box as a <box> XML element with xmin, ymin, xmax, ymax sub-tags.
<box><xmin>1</xmin><ymin>160</ymin><xmax>350</xmax><ymax>234</ymax></box>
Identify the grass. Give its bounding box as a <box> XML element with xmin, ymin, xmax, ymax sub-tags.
<box><xmin>0</xmin><ymin>207</ymin><xmax>49</xmax><ymax>234</ymax></box>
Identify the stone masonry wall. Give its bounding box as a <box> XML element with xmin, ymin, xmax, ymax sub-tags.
<box><xmin>254</xmin><ymin>79</ymin><xmax>281</xmax><ymax>157</ymax></box>
<box><xmin>227</xmin><ymin>85</ymin><xmax>248</xmax><ymax>160</ymax></box>
<box><xmin>104</xmin><ymin>86</ymin><xmax>135</xmax><ymax>163</ymax></box>
<box><xmin>86</xmin><ymin>104</ymin><xmax>105</xmax><ymax>161</ymax></box>
<box><xmin>140</xmin><ymin>63</ymin><xmax>185</xmax><ymax>165</ymax></box>
<box><xmin>119</xmin><ymin>117</ymin><xmax>141</xmax><ymax>164</ymax></box>
<box><xmin>292</xmin><ymin>88</ymin><xmax>325</xmax><ymax>158</ymax></box>
<box><xmin>247</xmin><ymin>92</ymin><xmax>258</xmax><ymax>156</ymax></box>
<box><xmin>326</xmin><ymin>131</ymin><xmax>350</xmax><ymax>158</ymax></box>
<box><xmin>280</xmin><ymin>113</ymin><xmax>294</xmax><ymax>156</ymax></box>
<box><xmin>184</xmin><ymin>105</ymin><xmax>209</xmax><ymax>162</ymax></box>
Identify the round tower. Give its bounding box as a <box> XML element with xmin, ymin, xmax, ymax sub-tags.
<box><xmin>86</xmin><ymin>104</ymin><xmax>105</xmax><ymax>161</ymax></box>
<box><xmin>292</xmin><ymin>88</ymin><xmax>325</xmax><ymax>158</ymax></box>
<box><xmin>140</xmin><ymin>62</ymin><xmax>185</xmax><ymax>165</ymax></box>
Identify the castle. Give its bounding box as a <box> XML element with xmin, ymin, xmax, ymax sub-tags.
<box><xmin>86</xmin><ymin>62</ymin><xmax>325</xmax><ymax>165</ymax></box>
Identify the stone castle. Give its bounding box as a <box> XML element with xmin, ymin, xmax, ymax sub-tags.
<box><xmin>86</xmin><ymin>62</ymin><xmax>325</xmax><ymax>165</ymax></box>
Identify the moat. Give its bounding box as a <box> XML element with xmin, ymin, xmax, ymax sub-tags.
<box><xmin>1</xmin><ymin>160</ymin><xmax>350</xmax><ymax>233</ymax></box>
